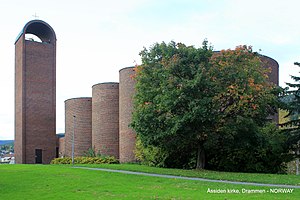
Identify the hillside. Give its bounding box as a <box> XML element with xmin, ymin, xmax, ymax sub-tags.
<box><xmin>0</xmin><ymin>140</ymin><xmax>14</xmax><ymax>145</ymax></box>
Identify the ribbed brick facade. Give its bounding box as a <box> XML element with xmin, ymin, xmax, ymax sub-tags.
<box><xmin>59</xmin><ymin>58</ymin><xmax>279</xmax><ymax>161</ymax></box>
<box><xmin>92</xmin><ymin>83</ymin><xmax>119</xmax><ymax>158</ymax></box>
<box><xmin>64</xmin><ymin>98</ymin><xmax>92</xmax><ymax>157</ymax></box>
<box><xmin>15</xmin><ymin>20</ymin><xmax>56</xmax><ymax>164</ymax></box>
<box><xmin>119</xmin><ymin>67</ymin><xmax>136</xmax><ymax>163</ymax></box>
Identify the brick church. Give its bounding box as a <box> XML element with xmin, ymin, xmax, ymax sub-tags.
<box><xmin>14</xmin><ymin>20</ymin><xmax>279</xmax><ymax>164</ymax></box>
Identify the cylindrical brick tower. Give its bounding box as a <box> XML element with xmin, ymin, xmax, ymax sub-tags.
<box><xmin>92</xmin><ymin>82</ymin><xmax>119</xmax><ymax>158</ymax></box>
<box><xmin>119</xmin><ymin>67</ymin><xmax>136</xmax><ymax>163</ymax></box>
<box><xmin>260</xmin><ymin>55</ymin><xmax>279</xmax><ymax>86</ymax></box>
<box><xmin>64</xmin><ymin>97</ymin><xmax>92</xmax><ymax>157</ymax></box>
<box><xmin>260</xmin><ymin>55</ymin><xmax>279</xmax><ymax>122</ymax></box>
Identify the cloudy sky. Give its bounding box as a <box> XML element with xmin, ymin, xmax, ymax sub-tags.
<box><xmin>0</xmin><ymin>0</ymin><xmax>299</xmax><ymax>140</ymax></box>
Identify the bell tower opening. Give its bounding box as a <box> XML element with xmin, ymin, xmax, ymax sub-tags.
<box><xmin>24</xmin><ymin>21</ymin><xmax>55</xmax><ymax>44</ymax></box>
<box><xmin>25</xmin><ymin>33</ymin><xmax>42</xmax><ymax>43</ymax></box>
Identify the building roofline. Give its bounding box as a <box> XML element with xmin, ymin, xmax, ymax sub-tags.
<box><xmin>64</xmin><ymin>97</ymin><xmax>92</xmax><ymax>102</ymax></box>
<box><xmin>15</xmin><ymin>20</ymin><xmax>56</xmax><ymax>44</ymax></box>
<box><xmin>92</xmin><ymin>82</ymin><xmax>119</xmax><ymax>88</ymax></box>
<box><xmin>119</xmin><ymin>66</ymin><xmax>135</xmax><ymax>72</ymax></box>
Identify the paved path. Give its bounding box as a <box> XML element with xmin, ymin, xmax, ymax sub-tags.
<box><xmin>73</xmin><ymin>166</ymin><xmax>300</xmax><ymax>189</ymax></box>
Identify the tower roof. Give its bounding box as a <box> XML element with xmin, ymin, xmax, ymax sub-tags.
<box><xmin>15</xmin><ymin>20</ymin><xmax>56</xmax><ymax>44</ymax></box>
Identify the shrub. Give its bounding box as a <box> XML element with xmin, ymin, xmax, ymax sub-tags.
<box><xmin>205</xmin><ymin>122</ymin><xmax>292</xmax><ymax>173</ymax></box>
<box><xmin>51</xmin><ymin>157</ymin><xmax>72</xmax><ymax>164</ymax></box>
<box><xmin>135</xmin><ymin>135</ymin><xmax>167</xmax><ymax>167</ymax></box>
<box><xmin>51</xmin><ymin>156</ymin><xmax>119</xmax><ymax>164</ymax></box>
<box><xmin>83</xmin><ymin>147</ymin><xmax>97</xmax><ymax>157</ymax></box>
<box><xmin>83</xmin><ymin>147</ymin><xmax>103</xmax><ymax>158</ymax></box>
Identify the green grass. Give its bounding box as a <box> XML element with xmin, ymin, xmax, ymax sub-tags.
<box><xmin>76</xmin><ymin>163</ymin><xmax>300</xmax><ymax>186</ymax></box>
<box><xmin>0</xmin><ymin>165</ymin><xmax>299</xmax><ymax>200</ymax></box>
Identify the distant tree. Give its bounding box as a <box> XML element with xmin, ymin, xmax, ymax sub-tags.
<box><xmin>280</xmin><ymin>62</ymin><xmax>300</xmax><ymax>174</ymax></box>
<box><xmin>282</xmin><ymin>62</ymin><xmax>300</xmax><ymax>127</ymax></box>
<box><xmin>0</xmin><ymin>143</ymin><xmax>14</xmax><ymax>152</ymax></box>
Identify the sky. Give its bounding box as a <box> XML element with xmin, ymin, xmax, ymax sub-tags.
<box><xmin>0</xmin><ymin>0</ymin><xmax>300</xmax><ymax>140</ymax></box>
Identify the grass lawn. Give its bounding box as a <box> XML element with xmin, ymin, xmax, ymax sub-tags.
<box><xmin>77</xmin><ymin>163</ymin><xmax>300</xmax><ymax>186</ymax></box>
<box><xmin>0</xmin><ymin>165</ymin><xmax>299</xmax><ymax>199</ymax></box>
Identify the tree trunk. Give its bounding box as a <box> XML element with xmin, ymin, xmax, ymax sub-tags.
<box><xmin>196</xmin><ymin>142</ymin><xmax>205</xmax><ymax>169</ymax></box>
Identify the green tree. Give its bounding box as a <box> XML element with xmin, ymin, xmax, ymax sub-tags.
<box><xmin>282</xmin><ymin>62</ymin><xmax>300</xmax><ymax>128</ymax></box>
<box><xmin>202</xmin><ymin>46</ymin><xmax>285</xmax><ymax>172</ymax></box>
<box><xmin>132</xmin><ymin>41</ymin><xmax>216</xmax><ymax>169</ymax></box>
<box><xmin>281</xmin><ymin>62</ymin><xmax>300</xmax><ymax>174</ymax></box>
<box><xmin>208</xmin><ymin>46</ymin><xmax>279</xmax><ymax>124</ymax></box>
<box><xmin>132</xmin><ymin>42</ymin><xmax>283</xmax><ymax>170</ymax></box>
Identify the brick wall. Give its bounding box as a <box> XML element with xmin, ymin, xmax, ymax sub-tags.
<box><xmin>119</xmin><ymin>67</ymin><xmax>136</xmax><ymax>163</ymax></box>
<box><xmin>92</xmin><ymin>83</ymin><xmax>119</xmax><ymax>158</ymax></box>
<box><xmin>64</xmin><ymin>98</ymin><xmax>92</xmax><ymax>157</ymax></box>
<box><xmin>15</xmin><ymin>34</ymin><xmax>24</xmax><ymax>164</ymax></box>
<box><xmin>260</xmin><ymin>55</ymin><xmax>279</xmax><ymax>122</ymax></box>
<box><xmin>58</xmin><ymin>137</ymin><xmax>65</xmax><ymax>157</ymax></box>
<box><xmin>260</xmin><ymin>55</ymin><xmax>279</xmax><ymax>85</ymax></box>
<box><xmin>24</xmin><ymin>41</ymin><xmax>57</xmax><ymax>164</ymax></box>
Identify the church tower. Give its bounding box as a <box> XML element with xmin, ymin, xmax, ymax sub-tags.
<box><xmin>15</xmin><ymin>20</ymin><xmax>56</xmax><ymax>164</ymax></box>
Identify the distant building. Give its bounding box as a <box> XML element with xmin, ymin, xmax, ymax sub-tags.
<box><xmin>0</xmin><ymin>153</ymin><xmax>14</xmax><ymax>164</ymax></box>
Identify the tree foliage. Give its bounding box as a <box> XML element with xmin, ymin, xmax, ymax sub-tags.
<box><xmin>280</xmin><ymin>62</ymin><xmax>300</xmax><ymax>156</ymax></box>
<box><xmin>132</xmin><ymin>41</ymin><xmax>215</xmax><ymax>169</ymax></box>
<box><xmin>132</xmin><ymin>41</ymin><xmax>287</xmax><ymax>172</ymax></box>
<box><xmin>209</xmin><ymin>47</ymin><xmax>279</xmax><ymax>124</ymax></box>
<box><xmin>203</xmin><ymin>46</ymin><xmax>290</xmax><ymax>173</ymax></box>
